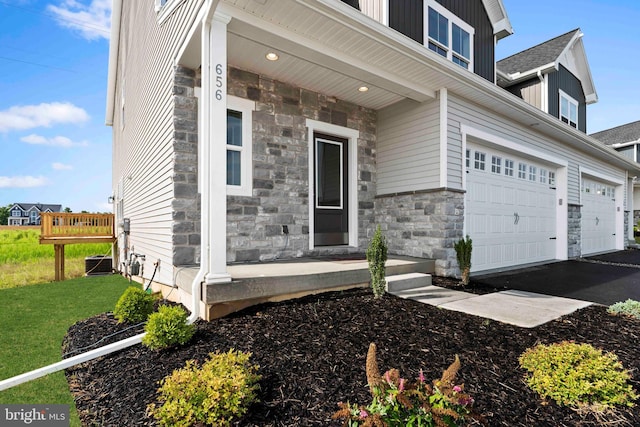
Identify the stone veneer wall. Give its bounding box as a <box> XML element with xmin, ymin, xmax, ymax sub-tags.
<box><xmin>375</xmin><ymin>190</ymin><xmax>464</xmax><ymax>277</ymax></box>
<box><xmin>172</xmin><ymin>66</ymin><xmax>201</xmax><ymax>266</ymax></box>
<box><xmin>567</xmin><ymin>204</ymin><xmax>581</xmax><ymax>258</ymax></box>
<box><xmin>226</xmin><ymin>67</ymin><xmax>377</xmax><ymax>262</ymax></box>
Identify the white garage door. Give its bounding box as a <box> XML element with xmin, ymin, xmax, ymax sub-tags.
<box><xmin>581</xmin><ymin>178</ymin><xmax>616</xmax><ymax>255</ymax></box>
<box><xmin>465</xmin><ymin>144</ymin><xmax>557</xmax><ymax>272</ymax></box>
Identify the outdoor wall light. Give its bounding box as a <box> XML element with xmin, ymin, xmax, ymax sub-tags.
<box><xmin>108</xmin><ymin>196</ymin><xmax>115</xmax><ymax>204</ymax></box>
<box><xmin>265</xmin><ymin>52</ymin><xmax>279</xmax><ymax>61</ymax></box>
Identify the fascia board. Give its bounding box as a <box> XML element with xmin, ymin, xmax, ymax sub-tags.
<box><xmin>105</xmin><ymin>0</ymin><xmax>123</xmax><ymax>126</ymax></box>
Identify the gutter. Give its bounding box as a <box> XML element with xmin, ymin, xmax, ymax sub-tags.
<box><xmin>105</xmin><ymin>0</ymin><xmax>123</xmax><ymax>126</ymax></box>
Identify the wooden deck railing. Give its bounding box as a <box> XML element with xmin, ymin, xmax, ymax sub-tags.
<box><xmin>39</xmin><ymin>213</ymin><xmax>116</xmax><ymax>281</ymax></box>
<box><xmin>40</xmin><ymin>212</ymin><xmax>115</xmax><ymax>240</ymax></box>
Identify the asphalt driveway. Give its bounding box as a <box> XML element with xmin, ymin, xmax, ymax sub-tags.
<box><xmin>472</xmin><ymin>250</ymin><xmax>640</xmax><ymax>306</ymax></box>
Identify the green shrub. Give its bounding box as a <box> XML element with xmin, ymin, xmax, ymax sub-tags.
<box><xmin>366</xmin><ymin>225</ymin><xmax>388</xmax><ymax>299</ymax></box>
<box><xmin>148</xmin><ymin>349</ymin><xmax>261</xmax><ymax>427</ymax></box>
<box><xmin>608</xmin><ymin>299</ymin><xmax>640</xmax><ymax>319</ymax></box>
<box><xmin>113</xmin><ymin>286</ymin><xmax>155</xmax><ymax>324</ymax></box>
<box><xmin>519</xmin><ymin>341</ymin><xmax>637</xmax><ymax>410</ymax></box>
<box><xmin>454</xmin><ymin>235</ymin><xmax>472</xmax><ymax>286</ymax></box>
<box><xmin>142</xmin><ymin>305</ymin><xmax>195</xmax><ymax>350</ymax></box>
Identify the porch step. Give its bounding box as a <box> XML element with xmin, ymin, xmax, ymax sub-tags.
<box><xmin>386</xmin><ymin>272</ymin><xmax>432</xmax><ymax>292</ymax></box>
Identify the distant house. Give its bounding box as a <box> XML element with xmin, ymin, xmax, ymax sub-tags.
<box><xmin>7</xmin><ymin>203</ymin><xmax>62</xmax><ymax>226</ymax></box>
<box><xmin>591</xmin><ymin>121</ymin><xmax>640</xmax><ymax>224</ymax></box>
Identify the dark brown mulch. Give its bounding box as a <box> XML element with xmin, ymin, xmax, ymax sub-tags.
<box><xmin>63</xmin><ymin>287</ymin><xmax>640</xmax><ymax>427</ymax></box>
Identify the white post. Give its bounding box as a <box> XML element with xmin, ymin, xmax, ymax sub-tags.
<box><xmin>203</xmin><ymin>11</ymin><xmax>232</xmax><ymax>285</ymax></box>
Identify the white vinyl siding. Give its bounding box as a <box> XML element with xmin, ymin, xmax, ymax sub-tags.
<box><xmin>447</xmin><ymin>94</ymin><xmax>626</xmax><ymax>206</ymax></box>
<box><xmin>377</xmin><ymin>98</ymin><xmax>441</xmax><ymax>194</ymax></box>
<box><xmin>111</xmin><ymin>0</ymin><xmax>204</xmax><ymax>286</ymax></box>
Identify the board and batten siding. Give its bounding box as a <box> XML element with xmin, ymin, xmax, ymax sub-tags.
<box><xmin>446</xmin><ymin>93</ymin><xmax>627</xmax><ymax>205</ymax></box>
<box><xmin>548</xmin><ymin>65</ymin><xmax>587</xmax><ymax>133</ymax></box>
<box><xmin>360</xmin><ymin>0</ymin><xmax>496</xmax><ymax>83</ymax></box>
<box><xmin>505</xmin><ymin>77</ymin><xmax>543</xmax><ymax>110</ymax></box>
<box><xmin>112</xmin><ymin>1</ymin><xmax>204</xmax><ymax>286</ymax></box>
<box><xmin>376</xmin><ymin>98</ymin><xmax>441</xmax><ymax>195</ymax></box>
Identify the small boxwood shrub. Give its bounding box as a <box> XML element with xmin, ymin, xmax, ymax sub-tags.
<box><xmin>147</xmin><ymin>349</ymin><xmax>261</xmax><ymax>427</ymax></box>
<box><xmin>608</xmin><ymin>299</ymin><xmax>640</xmax><ymax>319</ymax></box>
<box><xmin>142</xmin><ymin>305</ymin><xmax>195</xmax><ymax>350</ymax></box>
<box><xmin>113</xmin><ymin>286</ymin><xmax>155</xmax><ymax>324</ymax></box>
<box><xmin>519</xmin><ymin>341</ymin><xmax>637</xmax><ymax>410</ymax></box>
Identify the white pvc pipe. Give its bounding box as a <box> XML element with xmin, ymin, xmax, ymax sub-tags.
<box><xmin>0</xmin><ymin>333</ymin><xmax>145</xmax><ymax>391</ymax></box>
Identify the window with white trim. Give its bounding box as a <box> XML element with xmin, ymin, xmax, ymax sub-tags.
<box><xmin>474</xmin><ymin>151</ymin><xmax>486</xmax><ymax>170</ymax></box>
<box><xmin>528</xmin><ymin>165</ymin><xmax>537</xmax><ymax>182</ymax></box>
<box><xmin>491</xmin><ymin>156</ymin><xmax>501</xmax><ymax>174</ymax></box>
<box><xmin>559</xmin><ymin>90</ymin><xmax>578</xmax><ymax>128</ymax></box>
<box><xmin>539</xmin><ymin>168</ymin><xmax>547</xmax><ymax>184</ymax></box>
<box><xmin>548</xmin><ymin>171</ymin><xmax>556</xmax><ymax>186</ymax></box>
<box><xmin>465</xmin><ymin>149</ymin><xmax>470</xmax><ymax>168</ymax></box>
<box><xmin>504</xmin><ymin>159</ymin><xmax>514</xmax><ymax>177</ymax></box>
<box><xmin>518</xmin><ymin>163</ymin><xmax>527</xmax><ymax>179</ymax></box>
<box><xmin>226</xmin><ymin>96</ymin><xmax>255</xmax><ymax>197</ymax></box>
<box><xmin>11</xmin><ymin>209</ymin><xmax>21</xmax><ymax>217</ymax></box>
<box><xmin>425</xmin><ymin>1</ymin><xmax>474</xmax><ymax>70</ymax></box>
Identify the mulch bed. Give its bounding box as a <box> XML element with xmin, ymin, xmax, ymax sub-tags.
<box><xmin>63</xmin><ymin>284</ymin><xmax>640</xmax><ymax>426</ymax></box>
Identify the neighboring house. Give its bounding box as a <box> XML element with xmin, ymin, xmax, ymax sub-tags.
<box><xmin>591</xmin><ymin>121</ymin><xmax>640</xmax><ymax>225</ymax></box>
<box><xmin>107</xmin><ymin>0</ymin><xmax>640</xmax><ymax>319</ymax></box>
<box><xmin>496</xmin><ymin>29</ymin><xmax>597</xmax><ymax>133</ymax></box>
<box><xmin>7</xmin><ymin>203</ymin><xmax>62</xmax><ymax>226</ymax></box>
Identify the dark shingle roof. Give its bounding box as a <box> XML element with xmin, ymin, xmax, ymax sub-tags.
<box><xmin>590</xmin><ymin>121</ymin><xmax>640</xmax><ymax>146</ymax></box>
<box><xmin>13</xmin><ymin>203</ymin><xmax>62</xmax><ymax>212</ymax></box>
<box><xmin>497</xmin><ymin>29</ymin><xmax>580</xmax><ymax>75</ymax></box>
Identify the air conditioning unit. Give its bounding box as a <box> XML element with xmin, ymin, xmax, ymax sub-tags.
<box><xmin>85</xmin><ymin>255</ymin><xmax>113</xmax><ymax>276</ymax></box>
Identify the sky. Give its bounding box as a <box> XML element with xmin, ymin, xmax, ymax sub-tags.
<box><xmin>0</xmin><ymin>0</ymin><xmax>638</xmax><ymax>212</ymax></box>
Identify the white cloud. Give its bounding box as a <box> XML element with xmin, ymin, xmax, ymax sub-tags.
<box><xmin>47</xmin><ymin>0</ymin><xmax>112</xmax><ymax>41</ymax></box>
<box><xmin>52</xmin><ymin>162</ymin><xmax>73</xmax><ymax>170</ymax></box>
<box><xmin>0</xmin><ymin>176</ymin><xmax>49</xmax><ymax>188</ymax></box>
<box><xmin>0</xmin><ymin>102</ymin><xmax>89</xmax><ymax>133</ymax></box>
<box><xmin>21</xmin><ymin>134</ymin><xmax>88</xmax><ymax>148</ymax></box>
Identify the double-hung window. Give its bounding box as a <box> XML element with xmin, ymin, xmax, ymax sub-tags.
<box><xmin>559</xmin><ymin>90</ymin><xmax>578</xmax><ymax>128</ymax></box>
<box><xmin>426</xmin><ymin>1</ymin><xmax>474</xmax><ymax>70</ymax></box>
<box><xmin>226</xmin><ymin>96</ymin><xmax>254</xmax><ymax>197</ymax></box>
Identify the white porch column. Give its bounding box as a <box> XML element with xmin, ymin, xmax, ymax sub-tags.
<box><xmin>202</xmin><ymin>11</ymin><xmax>232</xmax><ymax>285</ymax></box>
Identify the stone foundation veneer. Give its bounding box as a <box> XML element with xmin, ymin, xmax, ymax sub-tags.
<box><xmin>375</xmin><ymin>189</ymin><xmax>464</xmax><ymax>277</ymax></box>
<box><xmin>567</xmin><ymin>203</ymin><xmax>581</xmax><ymax>258</ymax></box>
<box><xmin>172</xmin><ymin>66</ymin><xmax>201</xmax><ymax>266</ymax></box>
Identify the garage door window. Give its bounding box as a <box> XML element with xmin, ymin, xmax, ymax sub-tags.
<box><xmin>549</xmin><ymin>171</ymin><xmax>556</xmax><ymax>186</ymax></box>
<box><xmin>504</xmin><ymin>159</ymin><xmax>514</xmax><ymax>177</ymax></box>
<box><xmin>491</xmin><ymin>156</ymin><xmax>501</xmax><ymax>174</ymax></box>
<box><xmin>518</xmin><ymin>163</ymin><xmax>527</xmax><ymax>179</ymax></box>
<box><xmin>528</xmin><ymin>166</ymin><xmax>537</xmax><ymax>182</ymax></box>
<box><xmin>474</xmin><ymin>152</ymin><xmax>486</xmax><ymax>170</ymax></box>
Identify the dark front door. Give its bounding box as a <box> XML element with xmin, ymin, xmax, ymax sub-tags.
<box><xmin>314</xmin><ymin>133</ymin><xmax>348</xmax><ymax>246</ymax></box>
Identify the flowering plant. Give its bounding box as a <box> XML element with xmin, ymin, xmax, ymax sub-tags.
<box><xmin>334</xmin><ymin>343</ymin><xmax>475</xmax><ymax>427</ymax></box>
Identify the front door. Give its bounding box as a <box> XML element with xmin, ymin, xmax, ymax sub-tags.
<box><xmin>314</xmin><ymin>133</ymin><xmax>348</xmax><ymax>246</ymax></box>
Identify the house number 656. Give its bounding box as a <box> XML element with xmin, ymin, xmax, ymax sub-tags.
<box><xmin>215</xmin><ymin>64</ymin><xmax>223</xmax><ymax>101</ymax></box>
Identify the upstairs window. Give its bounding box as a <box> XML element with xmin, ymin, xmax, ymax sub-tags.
<box><xmin>11</xmin><ymin>209</ymin><xmax>21</xmax><ymax>217</ymax></box>
<box><xmin>426</xmin><ymin>1</ymin><xmax>473</xmax><ymax>70</ymax></box>
<box><xmin>559</xmin><ymin>90</ymin><xmax>578</xmax><ymax>128</ymax></box>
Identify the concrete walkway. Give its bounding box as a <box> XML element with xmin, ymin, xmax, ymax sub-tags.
<box><xmin>390</xmin><ymin>285</ymin><xmax>592</xmax><ymax>328</ymax></box>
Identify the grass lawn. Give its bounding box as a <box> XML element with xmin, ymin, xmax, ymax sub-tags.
<box><xmin>0</xmin><ymin>228</ymin><xmax>112</xmax><ymax>289</ymax></box>
<box><xmin>0</xmin><ymin>275</ymin><xmax>133</xmax><ymax>426</ymax></box>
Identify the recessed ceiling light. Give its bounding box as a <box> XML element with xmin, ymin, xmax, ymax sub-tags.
<box><xmin>358</xmin><ymin>86</ymin><xmax>369</xmax><ymax>92</ymax></box>
<box><xmin>265</xmin><ymin>52</ymin><xmax>279</xmax><ymax>61</ymax></box>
